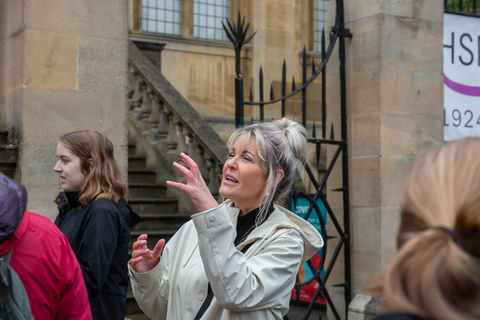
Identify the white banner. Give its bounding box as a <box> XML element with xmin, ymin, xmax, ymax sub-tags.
<box><xmin>444</xmin><ymin>13</ymin><xmax>480</xmax><ymax>141</ymax></box>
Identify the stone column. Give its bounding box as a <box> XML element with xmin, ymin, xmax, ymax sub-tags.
<box><xmin>326</xmin><ymin>2</ymin><xmax>444</xmax><ymax>318</ymax></box>
<box><xmin>0</xmin><ymin>0</ymin><xmax>129</xmax><ymax>220</ymax></box>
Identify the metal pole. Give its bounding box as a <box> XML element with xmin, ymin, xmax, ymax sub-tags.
<box><xmin>337</xmin><ymin>0</ymin><xmax>352</xmax><ymax>316</ymax></box>
<box><xmin>235</xmin><ymin>78</ymin><xmax>244</xmax><ymax>128</ymax></box>
<box><xmin>302</xmin><ymin>48</ymin><xmax>307</xmax><ymax>128</ymax></box>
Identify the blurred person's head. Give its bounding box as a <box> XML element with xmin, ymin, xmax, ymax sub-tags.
<box><xmin>373</xmin><ymin>137</ymin><xmax>480</xmax><ymax>320</ymax></box>
<box><xmin>0</xmin><ymin>173</ymin><xmax>27</xmax><ymax>243</ymax></box>
<box><xmin>54</xmin><ymin>130</ymin><xmax>126</xmax><ymax>206</ymax></box>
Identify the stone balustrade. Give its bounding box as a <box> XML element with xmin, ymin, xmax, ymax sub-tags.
<box><xmin>127</xmin><ymin>42</ymin><xmax>228</xmax><ymax>199</ymax></box>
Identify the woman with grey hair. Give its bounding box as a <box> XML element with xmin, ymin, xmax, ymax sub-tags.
<box><xmin>128</xmin><ymin>118</ymin><xmax>323</xmax><ymax>320</ymax></box>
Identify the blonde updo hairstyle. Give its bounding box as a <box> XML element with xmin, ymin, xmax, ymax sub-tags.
<box><xmin>376</xmin><ymin>138</ymin><xmax>480</xmax><ymax>320</ymax></box>
<box><xmin>225</xmin><ymin>118</ymin><xmax>307</xmax><ymax>223</ymax></box>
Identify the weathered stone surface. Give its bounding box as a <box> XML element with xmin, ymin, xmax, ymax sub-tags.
<box><xmin>380</xmin><ymin>15</ymin><xmax>443</xmax><ymax>74</ymax></box>
<box><xmin>133</xmin><ymin>41</ymin><xmax>165</xmax><ymax>73</ymax></box>
<box><xmin>345</xmin><ymin>0</ymin><xmax>414</xmax><ymax>23</ymax></box>
<box><xmin>379</xmin><ymin>207</ymin><xmax>400</xmax><ymax>270</ymax></box>
<box><xmin>379</xmin><ymin>157</ymin><xmax>411</xmax><ymax>207</ymax></box>
<box><xmin>348</xmin><ymin>71</ymin><xmax>381</xmax><ymax>116</ymax></box>
<box><xmin>17</xmin><ymin>142</ymin><xmax>60</xmax><ymax>219</ymax></box>
<box><xmin>402</xmin><ymin>72</ymin><xmax>444</xmax><ymax>115</ymax></box>
<box><xmin>22</xmin><ymin>86</ymin><xmax>127</xmax><ymax>145</ymax></box>
<box><xmin>159</xmin><ymin>45</ymin><xmax>238</xmax><ymax>116</ymax></box>
<box><xmin>353</xmin><ymin>248</ymin><xmax>381</xmax><ymax>291</ymax></box>
<box><xmin>352</xmin><ymin>207</ymin><xmax>381</xmax><ymax>252</ymax></box>
<box><xmin>351</xmin><ymin>206</ymin><xmax>400</xmax><ymax>288</ymax></box>
<box><xmin>78</xmin><ymin>38</ymin><xmax>128</xmax><ymax>94</ymax></box>
<box><xmin>2</xmin><ymin>34</ymin><xmax>25</xmax><ymax>92</ymax></box>
<box><xmin>380</xmin><ymin>112</ymin><xmax>442</xmax><ymax>158</ymax></box>
<box><xmin>24</xmin><ymin>0</ymin><xmax>128</xmax><ymax>40</ymax></box>
<box><xmin>352</xmin><ymin>113</ymin><xmax>380</xmax><ymax>158</ymax></box>
<box><xmin>327</xmin><ymin>1</ymin><xmax>443</xmax><ymax>318</ymax></box>
<box><xmin>24</xmin><ymin>30</ymin><xmax>78</xmax><ymax>89</ymax></box>
<box><xmin>348</xmin><ymin>294</ymin><xmax>376</xmax><ymax>320</ymax></box>
<box><xmin>413</xmin><ymin>0</ymin><xmax>444</xmax><ymax>22</ymax></box>
<box><xmin>2</xmin><ymin>86</ymin><xmax>24</xmax><ymax>142</ymax></box>
<box><xmin>0</xmin><ymin>0</ymin><xmax>24</xmax><ymax>42</ymax></box>
<box><xmin>1</xmin><ymin>0</ymin><xmax>129</xmax><ymax>222</ymax></box>
<box><xmin>351</xmin><ymin>157</ymin><xmax>381</xmax><ymax>208</ymax></box>
<box><xmin>203</xmin><ymin>114</ymin><xmax>235</xmax><ymax>142</ymax></box>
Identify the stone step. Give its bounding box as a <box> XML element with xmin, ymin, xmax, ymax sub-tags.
<box><xmin>128</xmin><ymin>169</ymin><xmax>157</xmax><ymax>184</ymax></box>
<box><xmin>126</xmin><ymin>295</ymin><xmax>147</xmax><ymax>318</ymax></box>
<box><xmin>128</xmin><ymin>198</ymin><xmax>178</xmax><ymax>214</ymax></box>
<box><xmin>129</xmin><ymin>229</ymin><xmax>176</xmax><ymax>250</ymax></box>
<box><xmin>0</xmin><ymin>132</ymin><xmax>18</xmax><ymax>178</ymax></box>
<box><xmin>128</xmin><ymin>145</ymin><xmax>137</xmax><ymax>157</ymax></box>
<box><xmin>0</xmin><ymin>130</ymin><xmax>8</xmax><ymax>145</ymax></box>
<box><xmin>128</xmin><ymin>156</ymin><xmax>147</xmax><ymax>170</ymax></box>
<box><xmin>128</xmin><ymin>183</ymin><xmax>166</xmax><ymax>200</ymax></box>
<box><xmin>132</xmin><ymin>213</ymin><xmax>191</xmax><ymax>231</ymax></box>
<box><xmin>126</xmin><ymin>142</ymin><xmax>179</xmax><ymax>320</ymax></box>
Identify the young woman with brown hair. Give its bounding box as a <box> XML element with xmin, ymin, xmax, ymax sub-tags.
<box><xmin>53</xmin><ymin>130</ymin><xmax>139</xmax><ymax>320</ymax></box>
<box><xmin>371</xmin><ymin>138</ymin><xmax>480</xmax><ymax>320</ymax></box>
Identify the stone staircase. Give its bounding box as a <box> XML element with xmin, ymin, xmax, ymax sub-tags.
<box><xmin>124</xmin><ymin>40</ymin><xmax>228</xmax><ymax>319</ymax></box>
<box><xmin>0</xmin><ymin>130</ymin><xmax>18</xmax><ymax>178</ymax></box>
<box><xmin>126</xmin><ymin>145</ymin><xmax>192</xmax><ymax>318</ymax></box>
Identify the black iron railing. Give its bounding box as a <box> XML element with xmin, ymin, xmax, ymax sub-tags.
<box><xmin>445</xmin><ymin>0</ymin><xmax>480</xmax><ymax>16</ymax></box>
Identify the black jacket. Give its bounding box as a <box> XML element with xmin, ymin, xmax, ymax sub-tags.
<box><xmin>54</xmin><ymin>192</ymin><xmax>139</xmax><ymax>320</ymax></box>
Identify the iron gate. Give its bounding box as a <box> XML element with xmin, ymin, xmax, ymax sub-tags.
<box><xmin>223</xmin><ymin>0</ymin><xmax>352</xmax><ymax>319</ymax></box>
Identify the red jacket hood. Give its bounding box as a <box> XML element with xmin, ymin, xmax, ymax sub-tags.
<box><xmin>0</xmin><ymin>210</ymin><xmax>29</xmax><ymax>256</ymax></box>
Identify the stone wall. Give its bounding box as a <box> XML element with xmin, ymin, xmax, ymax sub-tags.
<box><xmin>0</xmin><ymin>0</ymin><xmax>129</xmax><ymax>220</ymax></box>
<box><xmin>326</xmin><ymin>1</ymin><xmax>444</xmax><ymax>318</ymax></box>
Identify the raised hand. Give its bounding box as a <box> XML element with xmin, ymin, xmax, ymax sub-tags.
<box><xmin>166</xmin><ymin>153</ymin><xmax>219</xmax><ymax>213</ymax></box>
<box><xmin>130</xmin><ymin>234</ymin><xmax>165</xmax><ymax>273</ymax></box>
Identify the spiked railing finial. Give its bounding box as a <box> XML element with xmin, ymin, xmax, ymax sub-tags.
<box><xmin>222</xmin><ymin>11</ymin><xmax>257</xmax><ymax>78</ymax></box>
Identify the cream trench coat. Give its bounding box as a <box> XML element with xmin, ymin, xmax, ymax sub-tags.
<box><xmin>128</xmin><ymin>200</ymin><xmax>323</xmax><ymax>320</ymax></box>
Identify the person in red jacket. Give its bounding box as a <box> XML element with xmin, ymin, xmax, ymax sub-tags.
<box><xmin>0</xmin><ymin>172</ymin><xmax>92</xmax><ymax>320</ymax></box>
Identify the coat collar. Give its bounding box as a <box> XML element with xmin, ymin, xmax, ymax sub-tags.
<box><xmin>223</xmin><ymin>200</ymin><xmax>324</xmax><ymax>263</ymax></box>
<box><xmin>0</xmin><ymin>210</ymin><xmax>30</xmax><ymax>256</ymax></box>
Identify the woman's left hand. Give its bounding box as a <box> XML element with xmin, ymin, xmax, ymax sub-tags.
<box><xmin>167</xmin><ymin>153</ymin><xmax>219</xmax><ymax>212</ymax></box>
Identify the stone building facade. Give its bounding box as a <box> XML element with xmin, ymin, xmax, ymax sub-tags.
<box><xmin>0</xmin><ymin>0</ymin><xmax>444</xmax><ymax>318</ymax></box>
<box><xmin>327</xmin><ymin>2</ymin><xmax>443</xmax><ymax>318</ymax></box>
<box><xmin>0</xmin><ymin>0</ymin><xmax>130</xmax><ymax>219</ymax></box>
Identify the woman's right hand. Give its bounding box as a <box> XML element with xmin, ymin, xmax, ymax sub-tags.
<box><xmin>130</xmin><ymin>234</ymin><xmax>165</xmax><ymax>273</ymax></box>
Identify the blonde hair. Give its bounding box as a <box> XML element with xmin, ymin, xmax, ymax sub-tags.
<box><xmin>225</xmin><ymin>118</ymin><xmax>307</xmax><ymax>222</ymax></box>
<box><xmin>373</xmin><ymin>138</ymin><xmax>480</xmax><ymax>319</ymax></box>
<box><xmin>58</xmin><ymin>130</ymin><xmax>127</xmax><ymax>206</ymax></box>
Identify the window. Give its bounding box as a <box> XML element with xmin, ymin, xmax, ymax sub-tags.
<box><xmin>193</xmin><ymin>0</ymin><xmax>231</xmax><ymax>41</ymax></box>
<box><xmin>313</xmin><ymin>0</ymin><xmax>327</xmax><ymax>52</ymax></box>
<box><xmin>142</xmin><ymin>0</ymin><xmax>183</xmax><ymax>35</ymax></box>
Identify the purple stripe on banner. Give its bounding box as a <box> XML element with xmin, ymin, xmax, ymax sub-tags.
<box><xmin>444</xmin><ymin>74</ymin><xmax>480</xmax><ymax>97</ymax></box>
